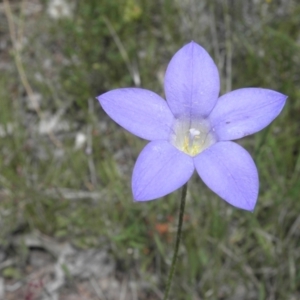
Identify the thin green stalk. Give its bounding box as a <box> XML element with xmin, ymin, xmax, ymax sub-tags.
<box><xmin>163</xmin><ymin>182</ymin><xmax>188</xmax><ymax>300</ymax></box>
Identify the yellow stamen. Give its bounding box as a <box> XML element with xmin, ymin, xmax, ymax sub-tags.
<box><xmin>170</xmin><ymin>119</ymin><xmax>216</xmax><ymax>157</ymax></box>
<box><xmin>182</xmin><ymin>136</ymin><xmax>202</xmax><ymax>156</ymax></box>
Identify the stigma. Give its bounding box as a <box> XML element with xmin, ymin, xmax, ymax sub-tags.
<box><xmin>171</xmin><ymin>118</ymin><xmax>216</xmax><ymax>156</ymax></box>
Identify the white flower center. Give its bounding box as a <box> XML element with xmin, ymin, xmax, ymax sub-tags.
<box><xmin>171</xmin><ymin>118</ymin><xmax>216</xmax><ymax>156</ymax></box>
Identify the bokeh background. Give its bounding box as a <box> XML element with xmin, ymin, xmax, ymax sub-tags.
<box><xmin>1</xmin><ymin>0</ymin><xmax>300</xmax><ymax>299</ymax></box>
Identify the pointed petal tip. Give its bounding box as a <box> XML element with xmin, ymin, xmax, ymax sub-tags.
<box><xmin>209</xmin><ymin>88</ymin><xmax>288</xmax><ymax>141</ymax></box>
<box><xmin>96</xmin><ymin>93</ymin><xmax>107</xmax><ymax>104</ymax></box>
<box><xmin>165</xmin><ymin>41</ymin><xmax>220</xmax><ymax>118</ymax></box>
<box><xmin>234</xmin><ymin>200</ymin><xmax>257</xmax><ymax>212</ymax></box>
<box><xmin>273</xmin><ymin>90</ymin><xmax>288</xmax><ymax>104</ymax></box>
<box><xmin>132</xmin><ymin>141</ymin><xmax>194</xmax><ymax>201</ymax></box>
<box><xmin>97</xmin><ymin>88</ymin><xmax>174</xmax><ymax>141</ymax></box>
<box><xmin>195</xmin><ymin>142</ymin><xmax>259</xmax><ymax>211</ymax></box>
<box><xmin>282</xmin><ymin>93</ymin><xmax>288</xmax><ymax>103</ymax></box>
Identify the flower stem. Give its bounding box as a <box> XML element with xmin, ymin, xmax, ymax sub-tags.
<box><xmin>163</xmin><ymin>182</ymin><xmax>188</xmax><ymax>300</ymax></box>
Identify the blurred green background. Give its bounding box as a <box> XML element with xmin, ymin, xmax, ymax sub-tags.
<box><xmin>1</xmin><ymin>0</ymin><xmax>300</xmax><ymax>299</ymax></box>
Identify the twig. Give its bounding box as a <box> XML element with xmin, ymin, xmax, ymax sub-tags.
<box><xmin>44</xmin><ymin>187</ymin><xmax>103</xmax><ymax>201</ymax></box>
<box><xmin>17</xmin><ymin>0</ymin><xmax>26</xmax><ymax>46</ymax></box>
<box><xmin>119</xmin><ymin>279</ymin><xmax>128</xmax><ymax>300</ymax></box>
<box><xmin>103</xmin><ymin>15</ymin><xmax>141</xmax><ymax>87</ymax></box>
<box><xmin>90</xmin><ymin>276</ymin><xmax>108</xmax><ymax>300</ymax></box>
<box><xmin>209</xmin><ymin>3</ymin><xmax>222</xmax><ymax>71</ymax></box>
<box><xmin>223</xmin><ymin>0</ymin><xmax>232</xmax><ymax>93</ymax></box>
<box><xmin>87</xmin><ymin>98</ymin><xmax>98</xmax><ymax>187</ymax></box>
<box><xmin>3</xmin><ymin>0</ymin><xmax>62</xmax><ymax>148</ymax></box>
<box><xmin>130</xmin><ymin>280</ymin><xmax>138</xmax><ymax>300</ymax></box>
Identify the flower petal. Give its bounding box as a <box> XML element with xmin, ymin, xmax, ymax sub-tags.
<box><xmin>132</xmin><ymin>141</ymin><xmax>194</xmax><ymax>201</ymax></box>
<box><xmin>209</xmin><ymin>88</ymin><xmax>287</xmax><ymax>141</ymax></box>
<box><xmin>194</xmin><ymin>141</ymin><xmax>259</xmax><ymax>211</ymax></box>
<box><xmin>97</xmin><ymin>88</ymin><xmax>175</xmax><ymax>140</ymax></box>
<box><xmin>164</xmin><ymin>41</ymin><xmax>220</xmax><ymax>119</ymax></box>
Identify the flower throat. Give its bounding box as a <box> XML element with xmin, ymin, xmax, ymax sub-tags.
<box><xmin>171</xmin><ymin>119</ymin><xmax>216</xmax><ymax>156</ymax></box>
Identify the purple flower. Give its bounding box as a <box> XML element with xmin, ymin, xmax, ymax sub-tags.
<box><xmin>97</xmin><ymin>42</ymin><xmax>287</xmax><ymax>211</ymax></box>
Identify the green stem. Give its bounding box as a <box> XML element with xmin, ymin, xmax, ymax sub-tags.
<box><xmin>163</xmin><ymin>182</ymin><xmax>188</xmax><ymax>300</ymax></box>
